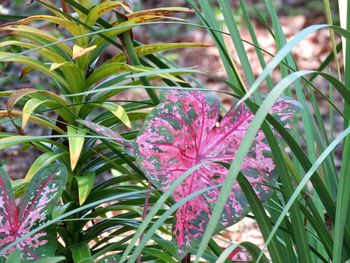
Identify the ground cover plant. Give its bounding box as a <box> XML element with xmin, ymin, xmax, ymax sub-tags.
<box><xmin>0</xmin><ymin>0</ymin><xmax>349</xmax><ymax>262</ymax></box>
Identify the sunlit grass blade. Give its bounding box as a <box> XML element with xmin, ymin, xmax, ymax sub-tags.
<box><xmin>258</xmin><ymin>125</ymin><xmax>350</xmax><ymax>262</ymax></box>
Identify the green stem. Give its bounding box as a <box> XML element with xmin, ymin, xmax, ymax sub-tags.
<box><xmin>117</xmin><ymin>15</ymin><xmax>160</xmax><ymax>105</ymax></box>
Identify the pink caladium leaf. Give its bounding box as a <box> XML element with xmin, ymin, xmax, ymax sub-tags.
<box><xmin>135</xmin><ymin>90</ymin><xmax>301</xmax><ymax>257</ymax></box>
<box><xmin>0</xmin><ymin>164</ymin><xmax>67</xmax><ymax>261</ymax></box>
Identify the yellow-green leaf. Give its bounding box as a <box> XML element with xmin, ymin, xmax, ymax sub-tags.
<box><xmin>0</xmin><ymin>135</ymin><xmax>66</xmax><ymax>151</ymax></box>
<box><xmin>86</xmin><ymin>62</ymin><xmax>139</xmax><ymax>87</ymax></box>
<box><xmin>0</xmin><ymin>110</ymin><xmax>65</xmax><ymax>134</ymax></box>
<box><xmin>12</xmin><ymin>179</ymin><xmax>29</xmax><ymax>199</ymax></box>
<box><xmin>85</xmin><ymin>1</ymin><xmax>131</xmax><ymax>27</ymax></box>
<box><xmin>0</xmin><ymin>135</ymin><xmax>31</xmax><ymax>151</ymax></box>
<box><xmin>1</xmin><ymin>15</ymin><xmax>82</xmax><ymax>39</ymax></box>
<box><xmin>0</xmin><ymin>25</ymin><xmax>72</xmax><ymax>55</ymax></box>
<box><xmin>25</xmin><ymin>152</ymin><xmax>65</xmax><ymax>181</ymax></box>
<box><xmin>72</xmin><ymin>44</ymin><xmax>97</xmax><ymax>60</ymax></box>
<box><xmin>127</xmin><ymin>7</ymin><xmax>192</xmax><ymax>19</ymax></box>
<box><xmin>0</xmin><ymin>52</ymin><xmax>68</xmax><ymax>87</ymax></box>
<box><xmin>75</xmin><ymin>172</ymin><xmax>95</xmax><ymax>205</ymax></box>
<box><xmin>96</xmin><ymin>102</ymin><xmax>131</xmax><ymax>128</ymax></box>
<box><xmin>0</xmin><ymin>41</ymin><xmax>66</xmax><ymax>63</ymax></box>
<box><xmin>49</xmin><ymin>62</ymin><xmax>67</xmax><ymax>72</ymax></box>
<box><xmin>7</xmin><ymin>88</ymin><xmax>37</xmax><ymax>114</ymax></box>
<box><xmin>86</xmin><ymin>62</ymin><xmax>183</xmax><ymax>87</ymax></box>
<box><xmin>108</xmin><ymin>42</ymin><xmax>212</xmax><ymax>63</ymax></box>
<box><xmin>93</xmin><ymin>14</ymin><xmax>185</xmax><ymax>46</ymax></box>
<box><xmin>19</xmin><ymin>66</ymin><xmax>34</xmax><ymax>79</ymax></box>
<box><xmin>4</xmin><ymin>88</ymin><xmax>68</xmax><ymax>108</ymax></box>
<box><xmin>22</xmin><ymin>99</ymin><xmax>46</xmax><ymax>129</ymax></box>
<box><xmin>67</xmin><ymin>126</ymin><xmax>87</xmax><ymax>171</ymax></box>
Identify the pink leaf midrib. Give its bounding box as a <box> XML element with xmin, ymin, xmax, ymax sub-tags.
<box><xmin>0</xmin><ymin>177</ymin><xmax>19</xmax><ymax>233</ymax></box>
<box><xmin>175</xmin><ymin>104</ymin><xmax>248</xmax><ymax>245</ymax></box>
<box><xmin>200</xmin><ymin>104</ymin><xmax>248</xmax><ymax>157</ymax></box>
<box><xmin>195</xmin><ymin>95</ymin><xmax>207</xmax><ymax>156</ymax></box>
<box><xmin>153</xmin><ymin>142</ymin><xmax>195</xmax><ymax>160</ymax></box>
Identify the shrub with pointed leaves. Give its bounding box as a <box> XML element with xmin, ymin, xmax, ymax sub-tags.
<box><xmin>0</xmin><ymin>164</ymin><xmax>67</xmax><ymax>261</ymax></box>
<box><xmin>135</xmin><ymin>90</ymin><xmax>301</xmax><ymax>256</ymax></box>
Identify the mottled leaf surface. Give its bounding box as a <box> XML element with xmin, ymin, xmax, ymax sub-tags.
<box><xmin>0</xmin><ymin>164</ymin><xmax>67</xmax><ymax>261</ymax></box>
<box><xmin>78</xmin><ymin>120</ymin><xmax>135</xmax><ymax>156</ymax></box>
<box><xmin>135</xmin><ymin>90</ymin><xmax>300</xmax><ymax>256</ymax></box>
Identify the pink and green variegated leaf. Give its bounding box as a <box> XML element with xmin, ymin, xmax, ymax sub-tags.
<box><xmin>78</xmin><ymin>120</ymin><xmax>136</xmax><ymax>156</ymax></box>
<box><xmin>0</xmin><ymin>164</ymin><xmax>67</xmax><ymax>261</ymax></box>
<box><xmin>78</xmin><ymin>120</ymin><xmax>125</xmax><ymax>144</ymax></box>
<box><xmin>135</xmin><ymin>90</ymin><xmax>301</xmax><ymax>257</ymax></box>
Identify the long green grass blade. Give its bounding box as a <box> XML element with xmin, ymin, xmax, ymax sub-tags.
<box><xmin>258</xmin><ymin>125</ymin><xmax>350</xmax><ymax>261</ymax></box>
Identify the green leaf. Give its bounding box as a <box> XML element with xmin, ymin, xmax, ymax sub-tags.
<box><xmin>95</xmin><ymin>102</ymin><xmax>131</xmax><ymax>128</ymax></box>
<box><xmin>52</xmin><ymin>202</ymin><xmax>74</xmax><ymax>219</ymax></box>
<box><xmin>257</xmin><ymin>121</ymin><xmax>350</xmax><ymax>261</ymax></box>
<box><xmin>11</xmin><ymin>179</ymin><xmax>28</xmax><ymax>199</ymax></box>
<box><xmin>0</xmin><ymin>112</ymin><xmax>65</xmax><ymax>134</ymax></box>
<box><xmin>76</xmin><ymin>172</ymin><xmax>95</xmax><ymax>205</ymax></box>
<box><xmin>0</xmin><ymin>24</ymin><xmax>72</xmax><ymax>55</ymax></box>
<box><xmin>5</xmin><ymin>249</ymin><xmax>21</xmax><ymax>263</ymax></box>
<box><xmin>25</xmin><ymin>152</ymin><xmax>65</xmax><ymax>181</ymax></box>
<box><xmin>85</xmin><ymin>1</ymin><xmax>131</xmax><ymax>27</ymax></box>
<box><xmin>0</xmin><ymin>52</ymin><xmax>68</xmax><ymax>87</ymax></box>
<box><xmin>0</xmin><ymin>135</ymin><xmax>67</xmax><ymax>151</ymax></box>
<box><xmin>108</xmin><ymin>42</ymin><xmax>212</xmax><ymax>63</ymax></box>
<box><xmin>70</xmin><ymin>242</ymin><xmax>93</xmax><ymax>263</ymax></box>
<box><xmin>22</xmin><ymin>99</ymin><xmax>46</xmax><ymax>129</ymax></box>
<box><xmin>237</xmin><ymin>173</ymin><xmax>285</xmax><ymax>262</ymax></box>
<box><xmin>72</xmin><ymin>44</ymin><xmax>96</xmax><ymax>60</ymax></box>
<box><xmin>68</xmin><ymin>126</ymin><xmax>87</xmax><ymax>171</ymax></box>
<box><xmin>142</xmin><ymin>247</ymin><xmax>177</xmax><ymax>262</ymax></box>
<box><xmin>32</xmin><ymin>256</ymin><xmax>66</xmax><ymax>263</ymax></box>
<box><xmin>240</xmin><ymin>242</ymin><xmax>270</xmax><ymax>263</ymax></box>
<box><xmin>0</xmin><ymin>40</ymin><xmax>67</xmax><ymax>63</ymax></box>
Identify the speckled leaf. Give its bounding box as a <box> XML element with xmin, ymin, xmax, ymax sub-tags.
<box><xmin>0</xmin><ymin>164</ymin><xmax>67</xmax><ymax>261</ymax></box>
<box><xmin>85</xmin><ymin>1</ymin><xmax>131</xmax><ymax>27</ymax></box>
<box><xmin>135</xmin><ymin>90</ymin><xmax>301</xmax><ymax>256</ymax></box>
<box><xmin>78</xmin><ymin>120</ymin><xmax>125</xmax><ymax>143</ymax></box>
<box><xmin>78</xmin><ymin>120</ymin><xmax>136</xmax><ymax>156</ymax></box>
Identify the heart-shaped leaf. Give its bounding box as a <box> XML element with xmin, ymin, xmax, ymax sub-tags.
<box><xmin>135</xmin><ymin>90</ymin><xmax>301</xmax><ymax>256</ymax></box>
<box><xmin>0</xmin><ymin>164</ymin><xmax>67</xmax><ymax>261</ymax></box>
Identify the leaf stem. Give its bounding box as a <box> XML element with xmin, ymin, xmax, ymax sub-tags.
<box><xmin>116</xmin><ymin>13</ymin><xmax>160</xmax><ymax>105</ymax></box>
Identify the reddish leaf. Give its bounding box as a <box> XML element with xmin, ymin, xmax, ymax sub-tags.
<box><xmin>78</xmin><ymin>120</ymin><xmax>136</xmax><ymax>156</ymax></box>
<box><xmin>79</xmin><ymin>120</ymin><xmax>125</xmax><ymax>144</ymax></box>
<box><xmin>135</xmin><ymin>90</ymin><xmax>301</xmax><ymax>256</ymax></box>
<box><xmin>0</xmin><ymin>164</ymin><xmax>67</xmax><ymax>261</ymax></box>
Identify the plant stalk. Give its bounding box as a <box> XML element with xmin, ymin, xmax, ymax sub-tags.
<box><xmin>116</xmin><ymin>13</ymin><xmax>160</xmax><ymax>105</ymax></box>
